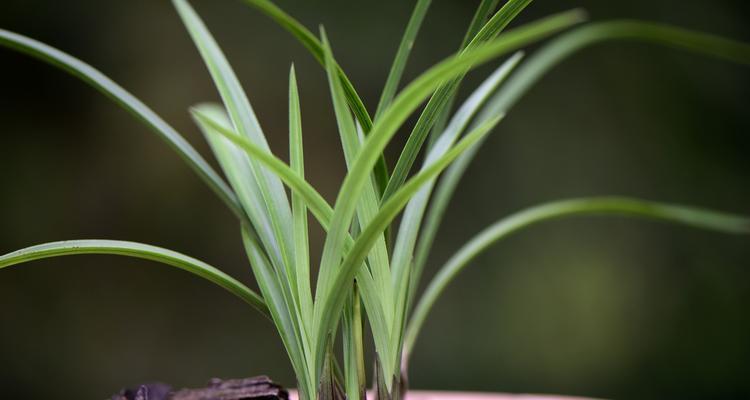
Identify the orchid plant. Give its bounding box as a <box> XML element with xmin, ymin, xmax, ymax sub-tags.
<box><xmin>1</xmin><ymin>1</ymin><xmax>749</xmax><ymax>399</ymax></box>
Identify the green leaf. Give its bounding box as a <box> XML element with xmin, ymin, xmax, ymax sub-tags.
<box><xmin>404</xmin><ymin>197</ymin><xmax>750</xmax><ymax>361</ymax></box>
<box><xmin>316</xmin><ymin>114</ymin><xmax>504</xmax><ymax>388</ymax></box>
<box><xmin>238</xmin><ymin>0</ymin><xmax>391</xmax><ymax>195</ymax></box>
<box><xmin>320</xmin><ymin>29</ymin><xmax>394</xmax><ymax>331</ymax></box>
<box><xmin>289</xmin><ymin>65</ymin><xmax>314</xmax><ymax>335</ymax></box>
<box><xmin>487</xmin><ymin>20</ymin><xmax>750</xmax><ymax>115</ymax></box>
<box><xmin>0</xmin><ymin>240</ymin><xmax>267</xmax><ymax>316</ymax></box>
<box><xmin>192</xmin><ymin>106</ymin><xmax>334</xmax><ymax>228</ymax></box>
<box><xmin>342</xmin><ymin>286</ymin><xmax>366</xmax><ymax>400</ymax></box>
<box><xmin>381</xmin><ymin>0</ymin><xmax>537</xmax><ymax>203</ymax></box>
<box><xmin>313</xmin><ymin>10</ymin><xmax>585</xmax><ymax>354</ymax></box>
<box><xmin>374</xmin><ymin>0</ymin><xmax>433</xmax><ymax>120</ymax></box>
<box><xmin>288</xmin><ymin>65</ymin><xmax>316</xmax><ymax>381</ymax></box>
<box><xmin>173</xmin><ymin>0</ymin><xmax>294</xmax><ymax>279</ymax></box>
<box><xmin>193</xmin><ymin>107</ymin><xmax>388</xmax><ymax>382</ymax></box>
<box><xmin>427</xmin><ymin>0</ymin><xmax>503</xmax><ymax>144</ymax></box>
<box><xmin>389</xmin><ymin>52</ymin><xmax>523</xmax><ymax>364</ymax></box>
<box><xmin>411</xmin><ymin>20</ymin><xmax>750</xmax><ymax>317</ymax></box>
<box><xmin>241</xmin><ymin>228</ymin><xmax>315</xmax><ymax>400</ymax></box>
<box><xmin>239</xmin><ymin>0</ymin><xmax>372</xmax><ymax>131</ymax></box>
<box><xmin>461</xmin><ymin>0</ymin><xmax>503</xmax><ymax>49</ymax></box>
<box><xmin>191</xmin><ymin>104</ymin><xmax>313</xmax><ymax>393</ymax></box>
<box><xmin>0</xmin><ymin>29</ymin><xmax>242</xmax><ymax>221</ymax></box>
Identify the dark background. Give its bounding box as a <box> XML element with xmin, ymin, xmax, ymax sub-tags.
<box><xmin>1</xmin><ymin>0</ymin><xmax>749</xmax><ymax>399</ymax></box>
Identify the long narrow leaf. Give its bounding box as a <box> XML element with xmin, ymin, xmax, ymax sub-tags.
<box><xmin>489</xmin><ymin>20</ymin><xmax>750</xmax><ymax>117</ymax></box>
<box><xmin>316</xmin><ymin>115</ymin><xmax>504</xmax><ymax>388</ymax></box>
<box><xmin>192</xmin><ymin>107</ymin><xmax>334</xmax><ymax>227</ymax></box>
<box><xmin>194</xmin><ymin>106</ymin><xmax>393</xmax><ymax>382</ymax></box>
<box><xmin>0</xmin><ymin>240</ymin><xmax>268</xmax><ymax>316</ymax></box>
<box><xmin>288</xmin><ymin>66</ymin><xmax>315</xmax><ymax>380</ymax></box>
<box><xmin>404</xmin><ymin>197</ymin><xmax>750</xmax><ymax>360</ymax></box>
<box><xmin>428</xmin><ymin>0</ymin><xmax>503</xmax><ymax>144</ymax></box>
<box><xmin>342</xmin><ymin>286</ymin><xmax>366</xmax><ymax>400</ymax></box>
<box><xmin>238</xmin><ymin>0</ymin><xmax>390</xmax><ymax>195</ymax></box>
<box><xmin>0</xmin><ymin>29</ymin><xmax>242</xmax><ymax>220</ymax></box>
<box><xmin>389</xmin><ymin>52</ymin><xmax>523</xmax><ymax>363</ymax></box>
<box><xmin>239</xmin><ymin>0</ymin><xmax>372</xmax><ymax>131</ymax></box>
<box><xmin>314</xmin><ymin>10</ymin><xmax>586</xmax><ymax>352</ymax></box>
<box><xmin>289</xmin><ymin>65</ymin><xmax>314</xmax><ymax>332</ymax></box>
<box><xmin>192</xmin><ymin>108</ymin><xmax>389</xmax><ymax>375</ymax></box>
<box><xmin>411</xmin><ymin>20</ymin><xmax>750</xmax><ymax>315</ymax></box>
<box><xmin>381</xmin><ymin>0</ymin><xmax>536</xmax><ymax>203</ymax></box>
<box><xmin>374</xmin><ymin>0</ymin><xmax>433</xmax><ymax>119</ymax></box>
<box><xmin>241</xmin><ymin>228</ymin><xmax>315</xmax><ymax>399</ymax></box>
<box><xmin>174</xmin><ymin>0</ymin><xmax>294</xmax><ymax>280</ymax></box>
<box><xmin>190</xmin><ymin>102</ymin><xmax>310</xmax><ymax>396</ymax></box>
<box><xmin>321</xmin><ymin>30</ymin><xmax>394</xmax><ymax>329</ymax></box>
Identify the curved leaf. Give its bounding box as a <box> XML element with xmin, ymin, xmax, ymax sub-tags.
<box><xmin>315</xmin><ymin>114</ymin><xmax>503</xmax><ymax>385</ymax></box>
<box><xmin>0</xmin><ymin>240</ymin><xmax>268</xmax><ymax>317</ymax></box>
<box><xmin>404</xmin><ymin>197</ymin><xmax>750</xmax><ymax>360</ymax></box>
<box><xmin>412</xmin><ymin>20</ymin><xmax>750</xmax><ymax>322</ymax></box>
<box><xmin>0</xmin><ymin>29</ymin><xmax>242</xmax><ymax>221</ymax></box>
<box><xmin>238</xmin><ymin>0</ymin><xmax>390</xmax><ymax>194</ymax></box>
<box><xmin>174</xmin><ymin>0</ymin><xmax>294</xmax><ymax>281</ymax></box>
<box><xmin>374</xmin><ymin>0</ymin><xmax>433</xmax><ymax>120</ymax></box>
<box><xmin>313</xmin><ymin>10</ymin><xmax>585</xmax><ymax>357</ymax></box>
<box><xmin>389</xmin><ymin>52</ymin><xmax>523</xmax><ymax>363</ymax></box>
<box><xmin>381</xmin><ymin>0</ymin><xmax>536</xmax><ymax>203</ymax></box>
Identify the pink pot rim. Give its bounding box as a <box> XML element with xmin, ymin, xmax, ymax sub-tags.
<box><xmin>288</xmin><ymin>390</ymin><xmax>598</xmax><ymax>400</ymax></box>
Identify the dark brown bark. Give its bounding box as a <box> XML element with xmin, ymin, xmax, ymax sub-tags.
<box><xmin>111</xmin><ymin>375</ymin><xmax>288</xmax><ymax>400</ymax></box>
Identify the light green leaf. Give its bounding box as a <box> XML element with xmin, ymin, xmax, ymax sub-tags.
<box><xmin>412</xmin><ymin>20</ymin><xmax>750</xmax><ymax>316</ymax></box>
<box><xmin>289</xmin><ymin>65</ymin><xmax>314</xmax><ymax>334</ymax></box>
<box><xmin>314</xmin><ymin>10</ymin><xmax>585</xmax><ymax>354</ymax></box>
<box><xmin>461</xmin><ymin>0</ymin><xmax>503</xmax><ymax>49</ymax></box>
<box><xmin>320</xmin><ymin>30</ymin><xmax>394</xmax><ymax>331</ymax></box>
<box><xmin>239</xmin><ymin>0</ymin><xmax>372</xmax><ymax>131</ymax></box>
<box><xmin>192</xmin><ymin>107</ymin><xmax>387</xmax><ymax>381</ymax></box>
<box><xmin>381</xmin><ymin>0</ymin><xmax>536</xmax><ymax>203</ymax></box>
<box><xmin>0</xmin><ymin>240</ymin><xmax>267</xmax><ymax>316</ymax></box>
<box><xmin>288</xmin><ymin>66</ymin><xmax>316</xmax><ymax>381</ymax></box>
<box><xmin>191</xmin><ymin>104</ymin><xmax>312</xmax><ymax>389</ymax></box>
<box><xmin>428</xmin><ymin>0</ymin><xmax>503</xmax><ymax>143</ymax></box>
<box><xmin>241</xmin><ymin>228</ymin><xmax>315</xmax><ymax>400</ymax></box>
<box><xmin>374</xmin><ymin>0</ymin><xmax>433</xmax><ymax>120</ymax></box>
<box><xmin>404</xmin><ymin>197</ymin><xmax>750</xmax><ymax>361</ymax></box>
<box><xmin>192</xmin><ymin>107</ymin><xmax>333</xmax><ymax>227</ymax></box>
<box><xmin>487</xmin><ymin>20</ymin><xmax>750</xmax><ymax>115</ymax></box>
<box><xmin>238</xmin><ymin>0</ymin><xmax>390</xmax><ymax>195</ymax></box>
<box><xmin>173</xmin><ymin>0</ymin><xmax>294</xmax><ymax>280</ymax></box>
<box><xmin>389</xmin><ymin>52</ymin><xmax>523</xmax><ymax>364</ymax></box>
<box><xmin>342</xmin><ymin>286</ymin><xmax>365</xmax><ymax>400</ymax></box>
<box><xmin>316</xmin><ymin>115</ymin><xmax>504</xmax><ymax>387</ymax></box>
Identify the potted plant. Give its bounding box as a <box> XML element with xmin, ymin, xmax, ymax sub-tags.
<box><xmin>1</xmin><ymin>0</ymin><xmax>748</xmax><ymax>399</ymax></box>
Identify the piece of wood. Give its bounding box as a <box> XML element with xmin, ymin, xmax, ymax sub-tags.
<box><xmin>111</xmin><ymin>375</ymin><xmax>289</xmax><ymax>400</ymax></box>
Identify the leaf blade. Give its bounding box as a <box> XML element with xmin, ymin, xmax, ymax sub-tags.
<box><xmin>0</xmin><ymin>29</ymin><xmax>242</xmax><ymax>220</ymax></box>
<box><xmin>316</xmin><ymin>115</ymin><xmax>504</xmax><ymax>386</ymax></box>
<box><xmin>374</xmin><ymin>0</ymin><xmax>433</xmax><ymax>119</ymax></box>
<box><xmin>173</xmin><ymin>0</ymin><xmax>294</xmax><ymax>277</ymax></box>
<box><xmin>314</xmin><ymin>10</ymin><xmax>586</xmax><ymax>343</ymax></box>
<box><xmin>0</xmin><ymin>239</ymin><xmax>268</xmax><ymax>316</ymax></box>
<box><xmin>238</xmin><ymin>0</ymin><xmax>391</xmax><ymax>194</ymax></box>
<box><xmin>411</xmin><ymin>20</ymin><xmax>750</xmax><ymax>316</ymax></box>
<box><xmin>404</xmin><ymin>197</ymin><xmax>750</xmax><ymax>360</ymax></box>
<box><xmin>381</xmin><ymin>0</ymin><xmax>536</xmax><ymax>203</ymax></box>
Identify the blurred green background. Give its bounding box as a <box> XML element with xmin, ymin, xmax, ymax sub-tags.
<box><xmin>1</xmin><ymin>0</ymin><xmax>749</xmax><ymax>399</ymax></box>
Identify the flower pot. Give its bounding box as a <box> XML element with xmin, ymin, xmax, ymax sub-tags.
<box><xmin>288</xmin><ymin>390</ymin><xmax>596</xmax><ymax>400</ymax></box>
